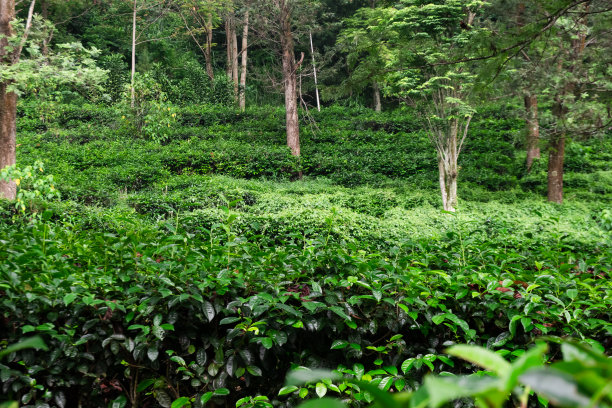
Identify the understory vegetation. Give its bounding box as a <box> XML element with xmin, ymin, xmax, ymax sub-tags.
<box><xmin>1</xmin><ymin>101</ymin><xmax>611</xmax><ymax>407</ymax></box>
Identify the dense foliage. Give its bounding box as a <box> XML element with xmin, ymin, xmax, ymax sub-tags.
<box><xmin>1</xmin><ymin>101</ymin><xmax>611</xmax><ymax>407</ymax></box>
<box><xmin>1</xmin><ymin>0</ymin><xmax>611</xmax><ymax>407</ymax></box>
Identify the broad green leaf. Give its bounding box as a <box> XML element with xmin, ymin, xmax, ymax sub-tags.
<box><xmin>316</xmin><ymin>382</ymin><xmax>327</xmax><ymax>398</ymax></box>
<box><xmin>520</xmin><ymin>368</ymin><xmax>591</xmax><ymax>408</ymax></box>
<box><xmin>446</xmin><ymin>345</ymin><xmax>510</xmax><ymax>375</ymax></box>
<box><xmin>278</xmin><ymin>385</ymin><xmax>298</xmax><ymax>395</ymax></box>
<box><xmin>170</xmin><ymin>397</ymin><xmax>190</xmax><ymax>408</ymax></box>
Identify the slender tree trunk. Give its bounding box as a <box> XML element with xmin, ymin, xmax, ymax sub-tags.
<box><xmin>225</xmin><ymin>16</ymin><xmax>232</xmax><ymax>79</ymax></box>
<box><xmin>204</xmin><ymin>13</ymin><xmax>214</xmax><ymax>81</ymax></box>
<box><xmin>524</xmin><ymin>93</ymin><xmax>540</xmax><ymax>171</ymax></box>
<box><xmin>239</xmin><ymin>10</ymin><xmax>249</xmax><ymax>111</ymax></box>
<box><xmin>278</xmin><ymin>0</ymin><xmax>300</xmax><ymax>161</ymax></box>
<box><xmin>131</xmin><ymin>0</ymin><xmax>137</xmax><ymax>108</ymax></box>
<box><xmin>309</xmin><ymin>30</ymin><xmax>320</xmax><ymax>112</ymax></box>
<box><xmin>438</xmin><ymin>156</ymin><xmax>448</xmax><ymax>211</ymax></box>
<box><xmin>446</xmin><ymin>118</ymin><xmax>459</xmax><ymax>211</ymax></box>
<box><xmin>0</xmin><ymin>0</ymin><xmax>17</xmax><ymax>200</ymax></box>
<box><xmin>373</xmin><ymin>82</ymin><xmax>381</xmax><ymax>112</ymax></box>
<box><xmin>547</xmin><ymin>135</ymin><xmax>565</xmax><ymax>203</ymax></box>
<box><xmin>546</xmin><ymin>2</ymin><xmax>589</xmax><ymax>203</ymax></box>
<box><xmin>231</xmin><ymin>18</ymin><xmax>239</xmax><ymax>100</ymax></box>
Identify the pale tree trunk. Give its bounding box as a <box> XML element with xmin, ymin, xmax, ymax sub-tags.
<box><xmin>309</xmin><ymin>30</ymin><xmax>320</xmax><ymax>112</ymax></box>
<box><xmin>431</xmin><ymin>109</ymin><xmax>471</xmax><ymax>212</ymax></box>
<box><xmin>0</xmin><ymin>0</ymin><xmax>17</xmax><ymax>200</ymax></box>
<box><xmin>373</xmin><ymin>82</ymin><xmax>381</xmax><ymax>112</ymax></box>
<box><xmin>231</xmin><ymin>18</ymin><xmax>239</xmax><ymax>100</ymax></box>
<box><xmin>225</xmin><ymin>15</ymin><xmax>232</xmax><ymax>79</ymax></box>
<box><xmin>438</xmin><ymin>118</ymin><xmax>459</xmax><ymax>212</ymax></box>
<box><xmin>278</xmin><ymin>0</ymin><xmax>300</xmax><ymax>160</ymax></box>
<box><xmin>239</xmin><ymin>9</ymin><xmax>249</xmax><ymax>111</ymax></box>
<box><xmin>547</xmin><ymin>135</ymin><xmax>565</xmax><ymax>203</ymax></box>
<box><xmin>524</xmin><ymin>93</ymin><xmax>540</xmax><ymax>171</ymax></box>
<box><xmin>205</xmin><ymin>13</ymin><xmax>214</xmax><ymax>81</ymax></box>
<box><xmin>131</xmin><ymin>0</ymin><xmax>137</xmax><ymax>108</ymax></box>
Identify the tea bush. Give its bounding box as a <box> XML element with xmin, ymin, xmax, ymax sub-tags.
<box><xmin>2</xmin><ymin>100</ymin><xmax>611</xmax><ymax>407</ymax></box>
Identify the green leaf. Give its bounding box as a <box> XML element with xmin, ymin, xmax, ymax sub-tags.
<box><xmin>260</xmin><ymin>337</ymin><xmax>273</xmax><ymax>349</ymax></box>
<box><xmin>63</xmin><ymin>293</ymin><xmax>77</xmax><ymax>306</ymax></box>
<box><xmin>203</xmin><ymin>301</ymin><xmax>215</xmax><ymax>322</ymax></box>
<box><xmin>394</xmin><ymin>378</ymin><xmax>406</xmax><ymax>391</ymax></box>
<box><xmin>502</xmin><ymin>343</ymin><xmax>547</xmax><ymax>391</ymax></box>
<box><xmin>424</xmin><ymin>375</ymin><xmax>502</xmax><ymax>408</ymax></box>
<box><xmin>220</xmin><ymin>317</ymin><xmax>241</xmax><ymax>325</ymax></box>
<box><xmin>316</xmin><ymin>382</ymin><xmax>327</xmax><ymax>398</ymax></box>
<box><xmin>155</xmin><ymin>391</ymin><xmax>172</xmax><ymax>408</ymax></box>
<box><xmin>200</xmin><ymin>392</ymin><xmax>213</xmax><ymax>405</ymax></box>
<box><xmin>330</xmin><ymin>340</ymin><xmax>348</xmax><ymax>350</ymax></box>
<box><xmin>136</xmin><ymin>379</ymin><xmax>156</xmax><ymax>393</ymax></box>
<box><xmin>278</xmin><ymin>385</ymin><xmax>298</xmax><ymax>396</ymax></box>
<box><xmin>247</xmin><ymin>365</ymin><xmax>262</xmax><ymax>376</ymax></box>
<box><xmin>148</xmin><ymin>346</ymin><xmax>159</xmax><ymax>362</ymax></box>
<box><xmin>213</xmin><ymin>388</ymin><xmax>230</xmax><ymax>396</ymax></box>
<box><xmin>0</xmin><ymin>336</ymin><xmax>47</xmax><ymax>359</ymax></box>
<box><xmin>170</xmin><ymin>397</ymin><xmax>191</xmax><ymax>408</ymax></box>
<box><xmin>446</xmin><ymin>345</ymin><xmax>510</xmax><ymax>375</ymax></box>
<box><xmin>520</xmin><ymin>368</ymin><xmax>591</xmax><ymax>408</ymax></box>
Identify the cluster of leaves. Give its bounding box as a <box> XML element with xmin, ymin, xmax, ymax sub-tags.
<box><xmin>0</xmin><ymin>161</ymin><xmax>60</xmax><ymax>215</ymax></box>
<box><xmin>288</xmin><ymin>339</ymin><xmax>612</xmax><ymax>408</ymax></box>
<box><xmin>0</xmin><ymin>202</ymin><xmax>610</xmax><ymax>406</ymax></box>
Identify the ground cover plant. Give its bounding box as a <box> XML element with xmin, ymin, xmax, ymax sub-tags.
<box><xmin>1</xmin><ymin>97</ymin><xmax>612</xmax><ymax>407</ymax></box>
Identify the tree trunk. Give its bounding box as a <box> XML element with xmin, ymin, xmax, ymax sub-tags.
<box><xmin>131</xmin><ymin>0</ymin><xmax>137</xmax><ymax>108</ymax></box>
<box><xmin>239</xmin><ymin>10</ymin><xmax>249</xmax><ymax>112</ymax></box>
<box><xmin>204</xmin><ymin>13</ymin><xmax>214</xmax><ymax>81</ymax></box>
<box><xmin>438</xmin><ymin>157</ymin><xmax>448</xmax><ymax>211</ymax></box>
<box><xmin>437</xmin><ymin>118</ymin><xmax>459</xmax><ymax>212</ymax></box>
<box><xmin>446</xmin><ymin>118</ymin><xmax>459</xmax><ymax>211</ymax></box>
<box><xmin>309</xmin><ymin>30</ymin><xmax>320</xmax><ymax>112</ymax></box>
<box><xmin>279</xmin><ymin>0</ymin><xmax>300</xmax><ymax>159</ymax></box>
<box><xmin>231</xmin><ymin>22</ymin><xmax>238</xmax><ymax>100</ymax></box>
<box><xmin>0</xmin><ymin>0</ymin><xmax>17</xmax><ymax>200</ymax></box>
<box><xmin>524</xmin><ymin>93</ymin><xmax>540</xmax><ymax>171</ymax></box>
<box><xmin>373</xmin><ymin>82</ymin><xmax>381</xmax><ymax>112</ymax></box>
<box><xmin>225</xmin><ymin>15</ymin><xmax>233</xmax><ymax>80</ymax></box>
<box><xmin>547</xmin><ymin>135</ymin><xmax>565</xmax><ymax>204</ymax></box>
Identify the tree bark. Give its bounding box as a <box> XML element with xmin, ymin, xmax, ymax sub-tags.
<box><xmin>524</xmin><ymin>93</ymin><xmax>540</xmax><ymax>171</ymax></box>
<box><xmin>204</xmin><ymin>13</ymin><xmax>214</xmax><ymax>81</ymax></box>
<box><xmin>225</xmin><ymin>14</ymin><xmax>233</xmax><ymax>80</ymax></box>
<box><xmin>547</xmin><ymin>135</ymin><xmax>565</xmax><ymax>204</ymax></box>
<box><xmin>131</xmin><ymin>0</ymin><xmax>137</xmax><ymax>108</ymax></box>
<box><xmin>278</xmin><ymin>0</ymin><xmax>300</xmax><ymax>159</ymax></box>
<box><xmin>373</xmin><ymin>82</ymin><xmax>381</xmax><ymax>112</ymax></box>
<box><xmin>231</xmin><ymin>16</ymin><xmax>239</xmax><ymax>101</ymax></box>
<box><xmin>546</xmin><ymin>2</ymin><xmax>589</xmax><ymax>203</ymax></box>
<box><xmin>239</xmin><ymin>9</ymin><xmax>249</xmax><ymax>111</ymax></box>
<box><xmin>309</xmin><ymin>30</ymin><xmax>320</xmax><ymax>112</ymax></box>
<box><xmin>0</xmin><ymin>0</ymin><xmax>17</xmax><ymax>200</ymax></box>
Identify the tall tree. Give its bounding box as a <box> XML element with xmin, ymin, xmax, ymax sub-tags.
<box><xmin>1</xmin><ymin>0</ymin><xmax>105</xmax><ymax>200</ymax></box>
<box><xmin>251</xmin><ymin>0</ymin><xmax>317</xmax><ymax>160</ymax></box>
<box><xmin>276</xmin><ymin>0</ymin><xmax>300</xmax><ymax>157</ymax></box>
<box><xmin>341</xmin><ymin>0</ymin><xmax>487</xmax><ymax>211</ymax></box>
<box><xmin>0</xmin><ymin>0</ymin><xmax>19</xmax><ymax>200</ymax></box>
<box><xmin>238</xmin><ymin>4</ymin><xmax>249</xmax><ymax>111</ymax></box>
<box><xmin>177</xmin><ymin>0</ymin><xmax>229</xmax><ymax>81</ymax></box>
<box><xmin>129</xmin><ymin>0</ymin><xmax>175</xmax><ymax>107</ymax></box>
